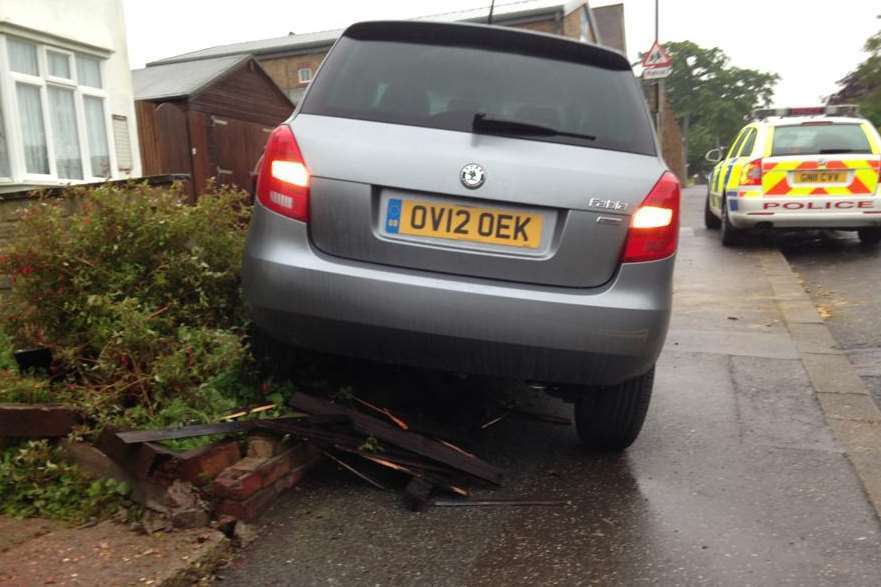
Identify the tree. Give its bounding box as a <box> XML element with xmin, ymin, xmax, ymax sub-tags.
<box><xmin>829</xmin><ymin>16</ymin><xmax>881</xmax><ymax>127</ymax></box>
<box><xmin>661</xmin><ymin>41</ymin><xmax>779</xmax><ymax>177</ymax></box>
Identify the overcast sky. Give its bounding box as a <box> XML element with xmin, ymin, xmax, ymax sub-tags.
<box><xmin>124</xmin><ymin>0</ymin><xmax>881</xmax><ymax>107</ymax></box>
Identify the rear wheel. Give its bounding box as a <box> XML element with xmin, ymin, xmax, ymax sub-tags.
<box><xmin>573</xmin><ymin>367</ymin><xmax>654</xmax><ymax>451</ymax></box>
<box><xmin>858</xmin><ymin>227</ymin><xmax>881</xmax><ymax>245</ymax></box>
<box><xmin>704</xmin><ymin>193</ymin><xmax>721</xmax><ymax>229</ymax></box>
<box><xmin>720</xmin><ymin>198</ymin><xmax>743</xmax><ymax>247</ymax></box>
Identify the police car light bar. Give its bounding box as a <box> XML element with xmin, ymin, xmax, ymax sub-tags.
<box><xmin>752</xmin><ymin>105</ymin><xmax>861</xmax><ymax>120</ymax></box>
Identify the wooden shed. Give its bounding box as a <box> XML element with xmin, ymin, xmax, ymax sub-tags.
<box><xmin>132</xmin><ymin>55</ymin><xmax>293</xmax><ymax>198</ymax></box>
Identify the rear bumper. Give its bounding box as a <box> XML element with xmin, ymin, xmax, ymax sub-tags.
<box><xmin>242</xmin><ymin>203</ymin><xmax>674</xmax><ymax>386</ymax></box>
<box><xmin>728</xmin><ymin>194</ymin><xmax>881</xmax><ymax>229</ymax></box>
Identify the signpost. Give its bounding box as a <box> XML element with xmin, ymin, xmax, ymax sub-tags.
<box><xmin>642</xmin><ymin>1</ymin><xmax>672</xmax><ymax>149</ymax></box>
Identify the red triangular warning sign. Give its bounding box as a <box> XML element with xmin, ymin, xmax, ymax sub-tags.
<box><xmin>641</xmin><ymin>41</ymin><xmax>672</xmax><ymax>68</ymax></box>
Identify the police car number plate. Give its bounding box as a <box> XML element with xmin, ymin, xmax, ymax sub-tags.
<box><xmin>794</xmin><ymin>171</ymin><xmax>847</xmax><ymax>183</ymax></box>
<box><xmin>384</xmin><ymin>198</ymin><xmax>543</xmax><ymax>249</ymax></box>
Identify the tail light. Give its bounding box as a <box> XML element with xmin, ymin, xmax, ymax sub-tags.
<box><xmin>740</xmin><ymin>158</ymin><xmax>762</xmax><ymax>186</ymax></box>
<box><xmin>621</xmin><ymin>172</ymin><xmax>680</xmax><ymax>263</ymax></box>
<box><xmin>256</xmin><ymin>125</ymin><xmax>310</xmax><ymax>221</ymax></box>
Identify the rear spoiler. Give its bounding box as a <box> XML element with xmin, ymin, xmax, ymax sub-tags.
<box><xmin>752</xmin><ymin>104</ymin><xmax>861</xmax><ymax>120</ymax></box>
<box><xmin>342</xmin><ymin>20</ymin><xmax>632</xmax><ymax>71</ymax></box>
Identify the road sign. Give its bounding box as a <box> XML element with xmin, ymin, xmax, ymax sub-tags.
<box><xmin>641</xmin><ymin>40</ymin><xmax>672</xmax><ymax>79</ymax></box>
<box><xmin>641</xmin><ymin>41</ymin><xmax>672</xmax><ymax>68</ymax></box>
<box><xmin>643</xmin><ymin>66</ymin><xmax>671</xmax><ymax>80</ymax></box>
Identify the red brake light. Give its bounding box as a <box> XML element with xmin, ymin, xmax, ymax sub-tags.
<box><xmin>740</xmin><ymin>158</ymin><xmax>763</xmax><ymax>186</ymax></box>
<box><xmin>621</xmin><ymin>172</ymin><xmax>680</xmax><ymax>263</ymax></box>
<box><xmin>256</xmin><ymin>125</ymin><xmax>310</xmax><ymax>221</ymax></box>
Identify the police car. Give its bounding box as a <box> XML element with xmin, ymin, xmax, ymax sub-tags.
<box><xmin>704</xmin><ymin>105</ymin><xmax>881</xmax><ymax>246</ymax></box>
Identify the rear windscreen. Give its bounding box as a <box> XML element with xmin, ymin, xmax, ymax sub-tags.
<box><xmin>301</xmin><ymin>35</ymin><xmax>656</xmax><ymax>155</ymax></box>
<box><xmin>771</xmin><ymin>124</ymin><xmax>872</xmax><ymax>156</ymax></box>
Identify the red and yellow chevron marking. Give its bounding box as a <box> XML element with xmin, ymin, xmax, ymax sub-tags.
<box><xmin>760</xmin><ymin>158</ymin><xmax>880</xmax><ymax>196</ymax></box>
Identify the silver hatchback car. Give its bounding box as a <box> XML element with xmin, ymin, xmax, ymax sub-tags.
<box><xmin>243</xmin><ymin>21</ymin><xmax>680</xmax><ymax>450</ymax></box>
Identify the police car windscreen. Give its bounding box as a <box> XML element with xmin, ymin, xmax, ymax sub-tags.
<box><xmin>301</xmin><ymin>36</ymin><xmax>656</xmax><ymax>156</ymax></box>
<box><xmin>771</xmin><ymin>124</ymin><xmax>871</xmax><ymax>156</ymax></box>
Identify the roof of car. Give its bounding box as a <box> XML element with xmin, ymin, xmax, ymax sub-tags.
<box><xmin>761</xmin><ymin>116</ymin><xmax>868</xmax><ymax>127</ymax></box>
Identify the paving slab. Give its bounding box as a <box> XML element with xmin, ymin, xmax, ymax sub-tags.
<box><xmin>0</xmin><ymin>521</ymin><xmax>228</xmax><ymax>586</ymax></box>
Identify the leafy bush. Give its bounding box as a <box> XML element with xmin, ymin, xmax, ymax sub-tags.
<box><xmin>0</xmin><ymin>440</ymin><xmax>131</xmax><ymax>522</ymax></box>
<box><xmin>0</xmin><ymin>182</ymin><xmax>260</xmax><ymax>430</ymax></box>
<box><xmin>0</xmin><ymin>328</ymin><xmax>14</xmax><ymax>372</ymax></box>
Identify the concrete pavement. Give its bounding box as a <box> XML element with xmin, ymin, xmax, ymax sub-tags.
<box><xmin>217</xmin><ymin>186</ymin><xmax>881</xmax><ymax>586</ymax></box>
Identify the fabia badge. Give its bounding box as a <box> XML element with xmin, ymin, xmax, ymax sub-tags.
<box><xmin>588</xmin><ymin>197</ymin><xmax>628</xmax><ymax>212</ymax></box>
<box><xmin>460</xmin><ymin>163</ymin><xmax>486</xmax><ymax>189</ymax></box>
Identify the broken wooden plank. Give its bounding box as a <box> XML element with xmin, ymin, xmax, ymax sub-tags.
<box><xmin>357</xmin><ymin>453</ymin><xmax>469</xmax><ymax>497</ymax></box>
<box><xmin>320</xmin><ymin>449</ymin><xmax>386</xmax><ymax>490</ymax></box>
<box><xmin>116</xmin><ymin>420</ymin><xmax>259</xmax><ymax>444</ymax></box>
<box><xmin>96</xmin><ymin>427</ymin><xmax>179</xmax><ymax>480</ymax></box>
<box><xmin>289</xmin><ymin>393</ymin><xmax>504</xmax><ymax>485</ymax></box>
<box><xmin>332</xmin><ymin>445</ymin><xmax>453</xmax><ymax>476</ymax></box>
<box><xmin>480</xmin><ymin>412</ymin><xmax>510</xmax><ymax>430</ymax></box>
<box><xmin>351</xmin><ymin>396</ymin><xmax>409</xmax><ymax>430</ymax></box>
<box><xmin>0</xmin><ymin>403</ymin><xmax>80</xmax><ymax>437</ymax></box>
<box><xmin>432</xmin><ymin>498</ymin><xmax>571</xmax><ymax>507</ymax></box>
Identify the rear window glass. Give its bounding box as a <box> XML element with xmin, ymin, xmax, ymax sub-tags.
<box><xmin>301</xmin><ymin>34</ymin><xmax>655</xmax><ymax>155</ymax></box>
<box><xmin>771</xmin><ymin>124</ymin><xmax>871</xmax><ymax>156</ymax></box>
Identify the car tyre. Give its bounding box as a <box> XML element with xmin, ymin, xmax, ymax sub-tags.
<box><xmin>704</xmin><ymin>193</ymin><xmax>721</xmax><ymax>230</ymax></box>
<box><xmin>857</xmin><ymin>227</ymin><xmax>881</xmax><ymax>246</ymax></box>
<box><xmin>574</xmin><ymin>366</ymin><xmax>654</xmax><ymax>451</ymax></box>
<box><xmin>720</xmin><ymin>198</ymin><xmax>743</xmax><ymax>247</ymax></box>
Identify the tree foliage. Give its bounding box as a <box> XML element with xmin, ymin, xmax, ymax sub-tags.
<box><xmin>829</xmin><ymin>16</ymin><xmax>881</xmax><ymax>127</ymax></box>
<box><xmin>662</xmin><ymin>41</ymin><xmax>779</xmax><ymax>176</ymax></box>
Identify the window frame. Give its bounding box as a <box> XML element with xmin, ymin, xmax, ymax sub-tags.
<box><xmin>46</xmin><ymin>48</ymin><xmax>74</xmax><ymax>82</ymax></box>
<box><xmin>0</xmin><ymin>33</ymin><xmax>116</xmax><ymax>184</ymax></box>
<box><xmin>297</xmin><ymin>66</ymin><xmax>313</xmax><ymax>84</ymax></box>
<box><xmin>736</xmin><ymin>127</ymin><xmax>757</xmax><ymax>158</ymax></box>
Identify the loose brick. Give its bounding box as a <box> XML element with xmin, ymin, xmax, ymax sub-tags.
<box><xmin>213</xmin><ymin>443</ymin><xmax>317</xmax><ymax>500</ymax></box>
<box><xmin>246</xmin><ymin>432</ymin><xmax>279</xmax><ymax>458</ymax></box>
<box><xmin>171</xmin><ymin>441</ymin><xmax>242</xmax><ymax>486</ymax></box>
<box><xmin>215</xmin><ymin>453</ymin><xmax>320</xmax><ymax>521</ymax></box>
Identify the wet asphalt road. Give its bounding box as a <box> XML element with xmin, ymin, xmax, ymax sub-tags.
<box><xmin>218</xmin><ymin>187</ymin><xmax>881</xmax><ymax>586</ymax></box>
<box><xmin>779</xmin><ymin>230</ymin><xmax>881</xmax><ymax>405</ymax></box>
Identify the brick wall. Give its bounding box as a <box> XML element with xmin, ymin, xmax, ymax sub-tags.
<box><xmin>513</xmin><ymin>19</ymin><xmax>559</xmax><ymax>35</ymax></box>
<box><xmin>260</xmin><ymin>52</ymin><xmax>328</xmax><ymax>95</ymax></box>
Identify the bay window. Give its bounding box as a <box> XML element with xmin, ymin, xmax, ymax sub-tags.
<box><xmin>0</xmin><ymin>34</ymin><xmax>115</xmax><ymax>183</ymax></box>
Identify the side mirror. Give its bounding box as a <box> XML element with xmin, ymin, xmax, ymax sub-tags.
<box><xmin>705</xmin><ymin>147</ymin><xmax>723</xmax><ymax>163</ymax></box>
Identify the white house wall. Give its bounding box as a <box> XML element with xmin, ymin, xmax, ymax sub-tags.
<box><xmin>0</xmin><ymin>0</ymin><xmax>141</xmax><ymax>191</ymax></box>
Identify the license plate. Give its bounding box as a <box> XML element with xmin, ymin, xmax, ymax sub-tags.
<box><xmin>385</xmin><ymin>198</ymin><xmax>543</xmax><ymax>249</ymax></box>
<box><xmin>794</xmin><ymin>171</ymin><xmax>847</xmax><ymax>183</ymax></box>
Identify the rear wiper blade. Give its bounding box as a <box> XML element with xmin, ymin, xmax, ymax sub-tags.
<box><xmin>472</xmin><ymin>113</ymin><xmax>596</xmax><ymax>141</ymax></box>
<box><xmin>818</xmin><ymin>148</ymin><xmax>862</xmax><ymax>154</ymax></box>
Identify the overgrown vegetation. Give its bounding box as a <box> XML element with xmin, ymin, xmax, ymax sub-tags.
<box><xmin>0</xmin><ymin>440</ymin><xmax>133</xmax><ymax>522</ymax></box>
<box><xmin>0</xmin><ymin>182</ymin><xmax>287</xmax><ymax>520</ymax></box>
<box><xmin>0</xmin><ymin>182</ymin><xmax>267</xmax><ymax>432</ymax></box>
